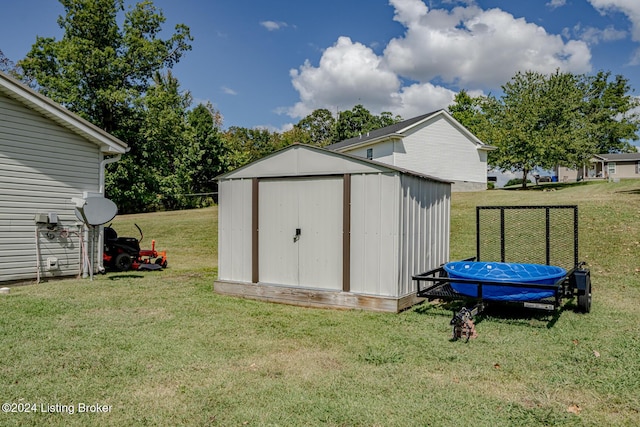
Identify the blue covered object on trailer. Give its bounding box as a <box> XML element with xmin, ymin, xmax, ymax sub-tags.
<box><xmin>444</xmin><ymin>261</ymin><xmax>567</xmax><ymax>301</ymax></box>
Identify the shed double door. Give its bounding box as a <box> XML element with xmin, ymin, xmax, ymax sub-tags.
<box><xmin>258</xmin><ymin>177</ymin><xmax>343</xmax><ymax>289</ymax></box>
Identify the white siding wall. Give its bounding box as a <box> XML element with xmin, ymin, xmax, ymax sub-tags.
<box><xmin>398</xmin><ymin>175</ymin><xmax>450</xmax><ymax>297</ymax></box>
<box><xmin>347</xmin><ymin>140</ymin><xmax>395</xmax><ymax>164</ymax></box>
<box><xmin>342</xmin><ymin>116</ymin><xmax>487</xmax><ymax>189</ymax></box>
<box><xmin>396</xmin><ymin>116</ymin><xmax>485</xmax><ymax>184</ymax></box>
<box><xmin>0</xmin><ymin>94</ymin><xmax>101</xmax><ymax>282</ymax></box>
<box><xmin>217</xmin><ymin>179</ymin><xmax>252</xmax><ymax>282</ymax></box>
<box><xmin>349</xmin><ymin>173</ymin><xmax>400</xmax><ymax>296</ymax></box>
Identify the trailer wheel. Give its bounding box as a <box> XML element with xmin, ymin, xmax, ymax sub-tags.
<box><xmin>114</xmin><ymin>253</ymin><xmax>133</xmax><ymax>271</ymax></box>
<box><xmin>577</xmin><ymin>273</ymin><xmax>591</xmax><ymax>313</ymax></box>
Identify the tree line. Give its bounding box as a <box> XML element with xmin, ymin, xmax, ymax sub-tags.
<box><xmin>2</xmin><ymin>0</ymin><xmax>639</xmax><ymax>209</ymax></box>
<box><xmin>449</xmin><ymin>70</ymin><xmax>639</xmax><ymax>188</ymax></box>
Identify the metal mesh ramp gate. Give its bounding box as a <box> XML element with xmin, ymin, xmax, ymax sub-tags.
<box><xmin>476</xmin><ymin>205</ymin><xmax>579</xmax><ymax>271</ymax></box>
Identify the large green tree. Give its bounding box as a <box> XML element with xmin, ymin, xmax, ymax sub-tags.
<box><xmin>483</xmin><ymin>71</ymin><xmax>593</xmax><ymax>187</ymax></box>
<box><xmin>222</xmin><ymin>127</ymin><xmax>285</xmax><ymax>172</ymax></box>
<box><xmin>183</xmin><ymin>103</ymin><xmax>225</xmax><ymax>205</ymax></box>
<box><xmin>448</xmin><ymin>90</ymin><xmax>484</xmax><ymax>136</ymax></box>
<box><xmin>333</xmin><ymin>105</ymin><xmax>402</xmax><ymax>143</ymax></box>
<box><xmin>580</xmin><ymin>71</ymin><xmax>639</xmax><ymax>154</ymax></box>
<box><xmin>294</xmin><ymin>108</ymin><xmax>335</xmax><ymax>146</ymax></box>
<box><xmin>19</xmin><ymin>0</ymin><xmax>192</xmax><ymax>134</ymax></box>
<box><xmin>19</xmin><ymin>0</ymin><xmax>194</xmax><ymax>212</ymax></box>
<box><xmin>449</xmin><ymin>70</ymin><xmax>640</xmax><ymax>188</ymax></box>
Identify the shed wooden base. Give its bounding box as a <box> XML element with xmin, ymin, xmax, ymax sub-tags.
<box><xmin>214</xmin><ymin>280</ymin><xmax>423</xmax><ymax>313</ymax></box>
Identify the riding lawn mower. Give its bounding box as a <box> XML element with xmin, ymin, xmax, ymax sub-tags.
<box><xmin>103</xmin><ymin>224</ymin><xmax>168</xmax><ymax>271</ymax></box>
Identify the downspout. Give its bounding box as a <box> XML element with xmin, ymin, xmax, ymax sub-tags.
<box><xmin>93</xmin><ymin>154</ymin><xmax>122</xmax><ymax>275</ymax></box>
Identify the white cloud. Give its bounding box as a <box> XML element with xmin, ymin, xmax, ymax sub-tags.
<box><xmin>285</xmin><ymin>0</ymin><xmax>593</xmax><ymax>121</ymax></box>
<box><xmin>384</xmin><ymin>1</ymin><xmax>592</xmax><ymax>88</ymax></box>
<box><xmin>255</xmin><ymin>122</ymin><xmax>294</xmax><ymax>133</ymax></box>
<box><xmin>288</xmin><ymin>36</ymin><xmax>400</xmax><ymax>118</ymax></box>
<box><xmin>573</xmin><ymin>24</ymin><xmax>627</xmax><ymax>44</ymax></box>
<box><xmin>588</xmin><ymin>0</ymin><xmax>640</xmax><ymax>41</ymax></box>
<box><xmin>260</xmin><ymin>20</ymin><xmax>288</xmax><ymax>31</ymax></box>
<box><xmin>221</xmin><ymin>86</ymin><xmax>237</xmax><ymax>95</ymax></box>
<box><xmin>390</xmin><ymin>82</ymin><xmax>458</xmax><ymax>119</ymax></box>
<box><xmin>546</xmin><ymin>0</ymin><xmax>567</xmax><ymax>9</ymax></box>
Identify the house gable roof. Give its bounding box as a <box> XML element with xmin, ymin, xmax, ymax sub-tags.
<box><xmin>326</xmin><ymin>109</ymin><xmax>494</xmax><ymax>152</ymax></box>
<box><xmin>0</xmin><ymin>71</ymin><xmax>128</xmax><ymax>154</ymax></box>
<box><xmin>593</xmin><ymin>152</ymin><xmax>640</xmax><ymax>162</ymax></box>
<box><xmin>217</xmin><ymin>143</ymin><xmax>451</xmax><ymax>184</ymax></box>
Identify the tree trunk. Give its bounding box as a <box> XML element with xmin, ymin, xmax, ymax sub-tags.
<box><xmin>521</xmin><ymin>168</ymin><xmax>529</xmax><ymax>189</ymax></box>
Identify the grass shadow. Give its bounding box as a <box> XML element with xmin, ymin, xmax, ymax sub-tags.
<box><xmin>501</xmin><ymin>181</ymin><xmax>593</xmax><ymax>192</ymax></box>
<box><xmin>616</xmin><ymin>188</ymin><xmax>640</xmax><ymax>195</ymax></box>
<box><xmin>107</xmin><ymin>273</ymin><xmax>146</xmax><ymax>281</ymax></box>
<box><xmin>412</xmin><ymin>298</ymin><xmax>564</xmax><ymax>329</ymax></box>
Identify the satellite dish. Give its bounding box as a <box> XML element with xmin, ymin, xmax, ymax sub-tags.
<box><xmin>75</xmin><ymin>196</ymin><xmax>118</xmax><ymax>226</ymax></box>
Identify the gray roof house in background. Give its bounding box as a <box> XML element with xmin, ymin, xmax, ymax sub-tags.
<box><xmin>556</xmin><ymin>152</ymin><xmax>640</xmax><ymax>182</ymax></box>
<box><xmin>0</xmin><ymin>71</ymin><xmax>128</xmax><ymax>283</ymax></box>
<box><xmin>327</xmin><ymin>109</ymin><xmax>495</xmax><ymax>191</ymax></box>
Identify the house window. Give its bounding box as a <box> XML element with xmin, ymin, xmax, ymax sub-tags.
<box><xmin>636</xmin><ymin>161</ymin><xmax>640</xmax><ymax>174</ymax></box>
<box><xmin>366</xmin><ymin>148</ymin><xmax>373</xmax><ymax>160</ymax></box>
<box><xmin>607</xmin><ymin>162</ymin><xmax>616</xmax><ymax>176</ymax></box>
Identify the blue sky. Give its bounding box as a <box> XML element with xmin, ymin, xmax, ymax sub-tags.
<box><xmin>2</xmin><ymin>0</ymin><xmax>640</xmax><ymax>133</ymax></box>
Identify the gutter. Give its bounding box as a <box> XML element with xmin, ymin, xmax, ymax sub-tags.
<box><xmin>92</xmin><ymin>153</ymin><xmax>123</xmax><ymax>275</ymax></box>
<box><xmin>99</xmin><ymin>154</ymin><xmax>123</xmax><ymax>194</ymax></box>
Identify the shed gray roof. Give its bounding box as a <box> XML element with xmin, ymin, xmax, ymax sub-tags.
<box><xmin>326</xmin><ymin>109</ymin><xmax>493</xmax><ymax>152</ymax></box>
<box><xmin>0</xmin><ymin>71</ymin><xmax>128</xmax><ymax>154</ymax></box>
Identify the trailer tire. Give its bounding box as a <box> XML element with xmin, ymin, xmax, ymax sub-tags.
<box><xmin>114</xmin><ymin>253</ymin><xmax>133</xmax><ymax>271</ymax></box>
<box><xmin>577</xmin><ymin>273</ymin><xmax>591</xmax><ymax>313</ymax></box>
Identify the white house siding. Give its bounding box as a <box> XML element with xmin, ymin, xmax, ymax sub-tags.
<box><xmin>217</xmin><ymin>178</ymin><xmax>252</xmax><ymax>283</ymax></box>
<box><xmin>0</xmin><ymin>94</ymin><xmax>101</xmax><ymax>282</ymax></box>
<box><xmin>340</xmin><ymin>115</ymin><xmax>487</xmax><ymax>191</ymax></box>
<box><xmin>349</xmin><ymin>172</ymin><xmax>400</xmax><ymax>297</ymax></box>
<box><xmin>347</xmin><ymin>139</ymin><xmax>396</xmax><ymax>164</ymax></box>
<box><xmin>396</xmin><ymin>116</ymin><xmax>485</xmax><ymax>189</ymax></box>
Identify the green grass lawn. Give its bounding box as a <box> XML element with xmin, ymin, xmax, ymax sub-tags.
<box><xmin>2</xmin><ymin>180</ymin><xmax>640</xmax><ymax>426</ymax></box>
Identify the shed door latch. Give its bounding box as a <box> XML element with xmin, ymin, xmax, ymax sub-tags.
<box><xmin>293</xmin><ymin>228</ymin><xmax>301</xmax><ymax>242</ymax></box>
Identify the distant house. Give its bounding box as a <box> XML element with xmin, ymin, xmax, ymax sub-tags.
<box><xmin>0</xmin><ymin>71</ymin><xmax>128</xmax><ymax>283</ymax></box>
<box><xmin>556</xmin><ymin>152</ymin><xmax>640</xmax><ymax>182</ymax></box>
<box><xmin>326</xmin><ymin>110</ymin><xmax>495</xmax><ymax>191</ymax></box>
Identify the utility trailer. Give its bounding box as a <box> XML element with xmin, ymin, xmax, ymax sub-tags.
<box><xmin>412</xmin><ymin>205</ymin><xmax>591</xmax><ymax>340</ymax></box>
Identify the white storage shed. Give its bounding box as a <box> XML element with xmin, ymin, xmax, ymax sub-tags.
<box><xmin>214</xmin><ymin>144</ymin><xmax>451</xmax><ymax>312</ymax></box>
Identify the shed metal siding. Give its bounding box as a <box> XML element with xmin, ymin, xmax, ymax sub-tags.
<box><xmin>259</xmin><ymin>177</ymin><xmax>343</xmax><ymax>290</ymax></box>
<box><xmin>217</xmin><ymin>178</ymin><xmax>253</xmax><ymax>282</ymax></box>
<box><xmin>349</xmin><ymin>172</ymin><xmax>400</xmax><ymax>296</ymax></box>
<box><xmin>398</xmin><ymin>174</ymin><xmax>450</xmax><ymax>296</ymax></box>
<box><xmin>215</xmin><ymin>144</ymin><xmax>451</xmax><ymax>311</ymax></box>
<box><xmin>0</xmin><ymin>94</ymin><xmax>101</xmax><ymax>282</ymax></box>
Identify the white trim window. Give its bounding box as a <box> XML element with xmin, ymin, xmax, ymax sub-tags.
<box><xmin>636</xmin><ymin>161</ymin><xmax>640</xmax><ymax>174</ymax></box>
<box><xmin>607</xmin><ymin>162</ymin><xmax>616</xmax><ymax>176</ymax></box>
<box><xmin>366</xmin><ymin>148</ymin><xmax>373</xmax><ymax>160</ymax></box>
